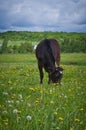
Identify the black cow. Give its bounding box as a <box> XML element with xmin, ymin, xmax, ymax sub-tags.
<box><xmin>36</xmin><ymin>38</ymin><xmax>63</xmax><ymax>84</ymax></box>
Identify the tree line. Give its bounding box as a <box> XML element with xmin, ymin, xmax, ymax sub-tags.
<box><xmin>0</xmin><ymin>31</ymin><xmax>86</xmax><ymax>53</ymax></box>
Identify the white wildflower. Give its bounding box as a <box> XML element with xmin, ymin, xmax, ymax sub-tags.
<box><xmin>27</xmin><ymin>103</ymin><xmax>31</xmax><ymax>107</ymax></box>
<box><xmin>64</xmin><ymin>95</ymin><xmax>67</xmax><ymax>98</ymax></box>
<box><xmin>16</xmin><ymin>100</ymin><xmax>20</xmax><ymax>104</ymax></box>
<box><xmin>13</xmin><ymin>109</ymin><xmax>18</xmax><ymax>114</ymax></box>
<box><xmin>56</xmin><ymin>107</ymin><xmax>59</xmax><ymax>111</ymax></box>
<box><xmin>26</xmin><ymin>115</ymin><xmax>32</xmax><ymax>121</ymax></box>
<box><xmin>9</xmin><ymin>104</ymin><xmax>13</xmax><ymax>107</ymax></box>
<box><xmin>56</xmin><ymin>127</ymin><xmax>59</xmax><ymax>130</ymax></box>
<box><xmin>50</xmin><ymin>100</ymin><xmax>54</xmax><ymax>104</ymax></box>
<box><xmin>19</xmin><ymin>94</ymin><xmax>22</xmax><ymax>99</ymax></box>
<box><xmin>3</xmin><ymin>92</ymin><xmax>8</xmax><ymax>96</ymax></box>
<box><xmin>2</xmin><ymin>110</ymin><xmax>8</xmax><ymax>114</ymax></box>
<box><xmin>7</xmin><ymin>100</ymin><xmax>14</xmax><ymax>104</ymax></box>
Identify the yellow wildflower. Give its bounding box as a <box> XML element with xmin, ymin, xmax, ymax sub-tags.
<box><xmin>29</xmin><ymin>87</ymin><xmax>35</xmax><ymax>91</ymax></box>
<box><xmin>80</xmin><ymin>108</ymin><xmax>84</xmax><ymax>111</ymax></box>
<box><xmin>1</xmin><ymin>84</ymin><xmax>5</xmax><ymax>86</ymax></box>
<box><xmin>11</xmin><ymin>96</ymin><xmax>15</xmax><ymax>99</ymax></box>
<box><xmin>80</xmin><ymin>121</ymin><xmax>83</xmax><ymax>124</ymax></box>
<box><xmin>35</xmin><ymin>98</ymin><xmax>40</xmax><ymax>105</ymax></box>
<box><xmin>58</xmin><ymin>117</ymin><xmax>64</xmax><ymax>121</ymax></box>
<box><xmin>3</xmin><ymin>119</ymin><xmax>8</xmax><ymax>125</ymax></box>
<box><xmin>54</xmin><ymin>112</ymin><xmax>58</xmax><ymax>115</ymax></box>
<box><xmin>18</xmin><ymin>110</ymin><xmax>22</xmax><ymax>114</ymax></box>
<box><xmin>70</xmin><ymin>127</ymin><xmax>73</xmax><ymax>130</ymax></box>
<box><xmin>74</xmin><ymin>118</ymin><xmax>80</xmax><ymax>122</ymax></box>
<box><xmin>8</xmin><ymin>80</ymin><xmax>12</xmax><ymax>84</ymax></box>
<box><xmin>27</xmin><ymin>95</ymin><xmax>31</xmax><ymax>99</ymax></box>
<box><xmin>4</xmin><ymin>122</ymin><xmax>8</xmax><ymax>126</ymax></box>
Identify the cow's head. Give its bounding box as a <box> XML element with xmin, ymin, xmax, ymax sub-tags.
<box><xmin>51</xmin><ymin>67</ymin><xmax>63</xmax><ymax>84</ymax></box>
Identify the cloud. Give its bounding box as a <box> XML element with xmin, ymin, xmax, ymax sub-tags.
<box><xmin>0</xmin><ymin>0</ymin><xmax>86</xmax><ymax>32</ymax></box>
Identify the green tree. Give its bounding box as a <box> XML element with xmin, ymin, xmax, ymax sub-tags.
<box><xmin>1</xmin><ymin>38</ymin><xmax>8</xmax><ymax>53</ymax></box>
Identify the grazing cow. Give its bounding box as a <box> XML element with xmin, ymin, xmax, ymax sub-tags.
<box><xmin>36</xmin><ymin>38</ymin><xmax>63</xmax><ymax>84</ymax></box>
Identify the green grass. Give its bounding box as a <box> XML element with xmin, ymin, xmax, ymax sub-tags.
<box><xmin>61</xmin><ymin>53</ymin><xmax>86</xmax><ymax>66</ymax></box>
<box><xmin>0</xmin><ymin>53</ymin><xmax>86</xmax><ymax>130</ymax></box>
<box><xmin>0</xmin><ymin>53</ymin><xmax>36</xmax><ymax>63</ymax></box>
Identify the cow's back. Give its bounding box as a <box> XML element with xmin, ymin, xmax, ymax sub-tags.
<box><xmin>36</xmin><ymin>39</ymin><xmax>60</xmax><ymax>64</ymax></box>
<box><xmin>49</xmin><ymin>39</ymin><xmax>60</xmax><ymax>61</ymax></box>
<box><xmin>36</xmin><ymin>39</ymin><xmax>47</xmax><ymax>60</ymax></box>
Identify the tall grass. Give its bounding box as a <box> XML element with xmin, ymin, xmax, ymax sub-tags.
<box><xmin>0</xmin><ymin>53</ymin><xmax>86</xmax><ymax>130</ymax></box>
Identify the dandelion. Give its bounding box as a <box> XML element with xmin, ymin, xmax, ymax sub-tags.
<box><xmin>29</xmin><ymin>87</ymin><xmax>35</xmax><ymax>92</ymax></box>
<box><xmin>2</xmin><ymin>110</ymin><xmax>8</xmax><ymax>114</ymax></box>
<box><xmin>19</xmin><ymin>94</ymin><xmax>22</xmax><ymax>99</ymax></box>
<box><xmin>4</xmin><ymin>122</ymin><xmax>8</xmax><ymax>126</ymax></box>
<box><xmin>27</xmin><ymin>95</ymin><xmax>31</xmax><ymax>99</ymax></box>
<box><xmin>26</xmin><ymin>73</ymin><xmax>29</xmax><ymax>77</ymax></box>
<box><xmin>58</xmin><ymin>117</ymin><xmax>64</xmax><ymax>121</ymax></box>
<box><xmin>16</xmin><ymin>116</ymin><xmax>21</xmax><ymax>122</ymax></box>
<box><xmin>3</xmin><ymin>119</ymin><xmax>8</xmax><ymax>126</ymax></box>
<box><xmin>16</xmin><ymin>100</ymin><xmax>20</xmax><ymax>104</ymax></box>
<box><xmin>74</xmin><ymin>118</ymin><xmax>80</xmax><ymax>122</ymax></box>
<box><xmin>3</xmin><ymin>92</ymin><xmax>8</xmax><ymax>96</ymax></box>
<box><xmin>10</xmin><ymin>87</ymin><xmax>13</xmax><ymax>90</ymax></box>
<box><xmin>35</xmin><ymin>100</ymin><xmax>39</xmax><ymax>103</ymax></box>
<box><xmin>35</xmin><ymin>98</ymin><xmax>40</xmax><ymax>105</ymax></box>
<box><xmin>8</xmin><ymin>80</ymin><xmax>12</xmax><ymax>85</ymax></box>
<box><xmin>18</xmin><ymin>110</ymin><xmax>22</xmax><ymax>114</ymax></box>
<box><xmin>80</xmin><ymin>121</ymin><xmax>83</xmax><ymax>124</ymax></box>
<box><xmin>68</xmin><ymin>89</ymin><xmax>71</xmax><ymax>92</ymax></box>
<box><xmin>27</xmin><ymin>103</ymin><xmax>31</xmax><ymax>107</ymax></box>
<box><xmin>50</xmin><ymin>100</ymin><xmax>54</xmax><ymax>104</ymax></box>
<box><xmin>70</xmin><ymin>127</ymin><xmax>73</xmax><ymax>130</ymax></box>
<box><xmin>11</xmin><ymin>96</ymin><xmax>15</xmax><ymax>99</ymax></box>
<box><xmin>64</xmin><ymin>95</ymin><xmax>67</xmax><ymax>98</ymax></box>
<box><xmin>53</xmin><ymin>83</ymin><xmax>59</xmax><ymax>86</ymax></box>
<box><xmin>56</xmin><ymin>107</ymin><xmax>59</xmax><ymax>111</ymax></box>
<box><xmin>56</xmin><ymin>127</ymin><xmax>59</xmax><ymax>130</ymax></box>
<box><xmin>26</xmin><ymin>115</ymin><xmax>32</xmax><ymax>121</ymax></box>
<box><xmin>54</xmin><ymin>112</ymin><xmax>58</xmax><ymax>115</ymax></box>
<box><xmin>50</xmin><ymin>89</ymin><xmax>53</xmax><ymax>94</ymax></box>
<box><xmin>7</xmin><ymin>100</ymin><xmax>14</xmax><ymax>104</ymax></box>
<box><xmin>80</xmin><ymin>108</ymin><xmax>84</xmax><ymax>111</ymax></box>
<box><xmin>13</xmin><ymin>109</ymin><xmax>18</xmax><ymax>114</ymax></box>
<box><xmin>9</xmin><ymin>104</ymin><xmax>13</xmax><ymax>107</ymax></box>
<box><xmin>1</xmin><ymin>83</ymin><xmax>5</xmax><ymax>87</ymax></box>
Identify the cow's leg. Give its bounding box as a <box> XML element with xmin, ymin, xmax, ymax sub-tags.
<box><xmin>38</xmin><ymin>64</ymin><xmax>44</xmax><ymax>84</ymax></box>
<box><xmin>58</xmin><ymin>79</ymin><xmax>60</xmax><ymax>85</ymax></box>
<box><xmin>48</xmin><ymin>73</ymin><xmax>52</xmax><ymax>84</ymax></box>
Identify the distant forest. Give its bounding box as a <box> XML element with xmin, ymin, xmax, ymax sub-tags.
<box><xmin>0</xmin><ymin>31</ymin><xmax>86</xmax><ymax>53</ymax></box>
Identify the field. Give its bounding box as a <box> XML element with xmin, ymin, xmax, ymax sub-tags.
<box><xmin>0</xmin><ymin>53</ymin><xmax>86</xmax><ymax>130</ymax></box>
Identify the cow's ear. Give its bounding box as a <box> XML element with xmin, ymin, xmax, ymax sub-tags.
<box><xmin>59</xmin><ymin>67</ymin><xmax>64</xmax><ymax>71</ymax></box>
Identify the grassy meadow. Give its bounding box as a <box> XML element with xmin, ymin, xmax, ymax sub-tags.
<box><xmin>0</xmin><ymin>53</ymin><xmax>86</xmax><ymax>130</ymax></box>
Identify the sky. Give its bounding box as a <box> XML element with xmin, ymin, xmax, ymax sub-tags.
<box><xmin>0</xmin><ymin>0</ymin><xmax>86</xmax><ymax>32</ymax></box>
